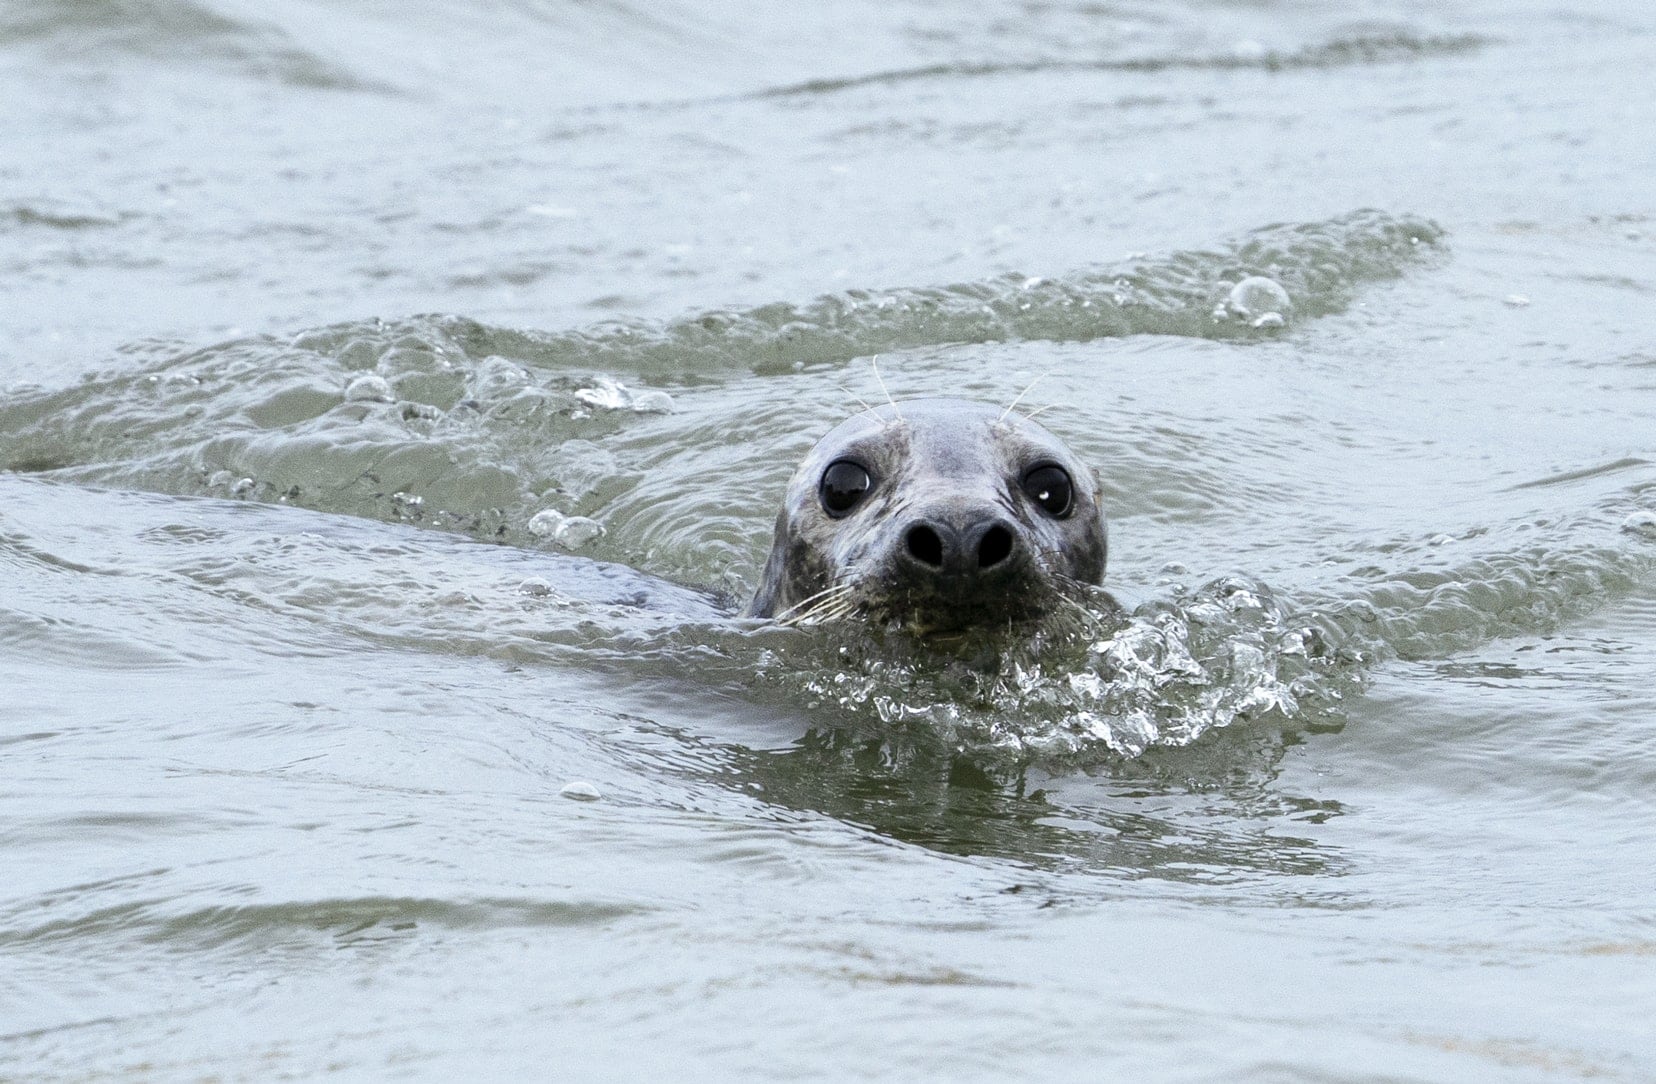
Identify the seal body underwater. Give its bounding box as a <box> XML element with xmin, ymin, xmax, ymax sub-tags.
<box><xmin>747</xmin><ymin>398</ymin><xmax>1107</xmax><ymax>634</ymax></box>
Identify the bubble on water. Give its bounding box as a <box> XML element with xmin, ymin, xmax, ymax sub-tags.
<box><xmin>550</xmin><ymin>512</ymin><xmax>606</xmax><ymax>543</ymax></box>
<box><xmin>1503</xmin><ymin>294</ymin><xmax>1532</xmax><ymax>307</ymax></box>
<box><xmin>559</xmin><ymin>781</ymin><xmax>602</xmax><ymax>801</ymax></box>
<box><xmin>1622</xmin><ymin>510</ymin><xmax>1656</xmax><ymax>540</ymax></box>
<box><xmin>518</xmin><ymin>577</ymin><xmax>554</xmax><ymax>597</ymax></box>
<box><xmin>1217</xmin><ymin>276</ymin><xmax>1293</xmax><ymax>328</ymax></box>
<box><xmin>528</xmin><ymin>508</ymin><xmax>606</xmax><ymax>548</ymax></box>
<box><xmin>344</xmin><ymin>373</ymin><xmax>393</xmax><ymax>402</ymax></box>
<box><xmin>629</xmin><ymin>390</ymin><xmax>676</xmax><ymax>414</ymax></box>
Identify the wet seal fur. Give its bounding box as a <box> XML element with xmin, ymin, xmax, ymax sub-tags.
<box><xmin>748</xmin><ymin>398</ymin><xmax>1107</xmax><ymax>635</ymax></box>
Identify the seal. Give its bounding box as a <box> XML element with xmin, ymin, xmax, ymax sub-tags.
<box><xmin>747</xmin><ymin>397</ymin><xmax>1107</xmax><ymax>635</ymax></box>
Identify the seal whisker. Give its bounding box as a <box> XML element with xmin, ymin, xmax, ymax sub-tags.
<box><xmin>775</xmin><ymin>585</ymin><xmax>841</xmax><ymax>618</ymax></box>
<box><xmin>997</xmin><ymin>369</ymin><xmax>1055</xmax><ymax>427</ymax></box>
<box><xmin>1045</xmin><ymin>586</ymin><xmax>1111</xmax><ymax>637</ymax></box>
<box><xmin>775</xmin><ymin>582</ymin><xmax>851</xmax><ymax>616</ymax></box>
<box><xmin>870</xmin><ymin>354</ymin><xmax>903</xmax><ymax>427</ymax></box>
<box><xmin>774</xmin><ymin>582</ymin><xmax>858</xmax><ymax>626</ymax></box>
<box><xmin>835</xmin><ymin>383</ymin><xmax>875</xmax><ymax>416</ymax></box>
<box><xmin>787</xmin><ymin>593</ymin><xmax>863</xmax><ymax>627</ymax></box>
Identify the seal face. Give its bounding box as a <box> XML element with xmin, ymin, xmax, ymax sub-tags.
<box><xmin>747</xmin><ymin>398</ymin><xmax>1107</xmax><ymax>635</ymax></box>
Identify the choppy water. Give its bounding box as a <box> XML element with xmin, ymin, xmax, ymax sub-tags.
<box><xmin>4</xmin><ymin>1</ymin><xmax>1655</xmax><ymax>1079</ymax></box>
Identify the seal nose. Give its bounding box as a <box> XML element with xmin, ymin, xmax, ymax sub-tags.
<box><xmin>901</xmin><ymin>517</ymin><xmax>1020</xmax><ymax>577</ymax></box>
<box><xmin>905</xmin><ymin>523</ymin><xmax>947</xmax><ymax>568</ymax></box>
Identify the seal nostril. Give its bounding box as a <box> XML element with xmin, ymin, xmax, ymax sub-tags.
<box><xmin>978</xmin><ymin>525</ymin><xmax>1013</xmax><ymax>569</ymax></box>
<box><xmin>906</xmin><ymin>525</ymin><xmax>944</xmax><ymax>568</ymax></box>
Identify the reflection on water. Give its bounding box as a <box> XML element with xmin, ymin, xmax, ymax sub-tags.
<box><xmin>708</xmin><ymin>723</ymin><xmax>1344</xmax><ymax>881</ymax></box>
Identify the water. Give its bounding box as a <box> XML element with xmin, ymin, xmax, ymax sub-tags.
<box><xmin>4</xmin><ymin>1</ymin><xmax>1655</xmax><ymax>1078</ymax></box>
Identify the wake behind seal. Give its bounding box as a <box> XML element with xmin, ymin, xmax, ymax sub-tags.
<box><xmin>747</xmin><ymin>398</ymin><xmax>1108</xmax><ymax>635</ymax></box>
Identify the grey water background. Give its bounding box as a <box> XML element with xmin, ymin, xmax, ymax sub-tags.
<box><xmin>4</xmin><ymin>0</ymin><xmax>1656</xmax><ymax>1078</ymax></box>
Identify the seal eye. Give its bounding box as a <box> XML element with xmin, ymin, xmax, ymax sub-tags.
<box><xmin>820</xmin><ymin>460</ymin><xmax>873</xmax><ymax>517</ymax></box>
<box><xmin>1022</xmin><ymin>464</ymin><xmax>1073</xmax><ymax>518</ymax></box>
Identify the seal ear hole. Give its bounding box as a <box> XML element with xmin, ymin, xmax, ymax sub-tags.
<box><xmin>820</xmin><ymin>460</ymin><xmax>873</xmax><ymax>517</ymax></box>
<box><xmin>978</xmin><ymin>525</ymin><xmax>1013</xmax><ymax>569</ymax></box>
<box><xmin>906</xmin><ymin>525</ymin><xmax>944</xmax><ymax>568</ymax></box>
<box><xmin>1021</xmin><ymin>463</ymin><xmax>1074</xmax><ymax>519</ymax></box>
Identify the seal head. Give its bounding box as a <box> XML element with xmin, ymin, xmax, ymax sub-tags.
<box><xmin>748</xmin><ymin>398</ymin><xmax>1107</xmax><ymax>635</ymax></box>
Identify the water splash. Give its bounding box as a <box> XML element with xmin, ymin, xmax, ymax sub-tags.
<box><xmin>574</xmin><ymin>377</ymin><xmax>675</xmax><ymax>415</ymax></box>
<box><xmin>755</xmin><ymin>576</ymin><xmax>1350</xmax><ymax>769</ymax></box>
<box><xmin>751</xmin><ymin>487</ymin><xmax>1656</xmax><ymax>770</ymax></box>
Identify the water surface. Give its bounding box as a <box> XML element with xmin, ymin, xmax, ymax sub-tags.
<box><xmin>3</xmin><ymin>1</ymin><xmax>1655</xmax><ymax>1078</ymax></box>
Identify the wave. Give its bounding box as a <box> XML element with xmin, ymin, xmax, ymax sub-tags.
<box><xmin>1</xmin><ymin>0</ymin><xmax>391</xmax><ymax>92</ymax></box>
<box><xmin>2</xmin><ymin>460</ymin><xmax>1651</xmax><ymax>772</ymax></box>
<box><xmin>0</xmin><ymin>893</ymin><xmax>641</xmax><ymax>952</ymax></box>
<box><xmin>0</xmin><ymin>210</ymin><xmax>1443</xmax><ymax>537</ymax></box>
<box><xmin>12</xmin><ymin>206</ymin><xmax>1648</xmax><ymax>769</ymax></box>
<box><xmin>754</xmin><ymin>32</ymin><xmax>1490</xmax><ymax>100</ymax></box>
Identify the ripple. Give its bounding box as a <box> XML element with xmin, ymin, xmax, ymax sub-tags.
<box><xmin>0</xmin><ymin>895</ymin><xmax>646</xmax><ymax>953</ymax></box>
<box><xmin>1</xmin><ymin>199</ymin><xmax>126</xmax><ymax>230</ymax></box>
<box><xmin>0</xmin><ymin>209</ymin><xmax>1443</xmax><ymax>562</ymax></box>
<box><xmin>752</xmin><ymin>33</ymin><xmax>1490</xmax><ymax>100</ymax></box>
<box><xmin>1</xmin><ymin>0</ymin><xmax>396</xmax><ymax>92</ymax></box>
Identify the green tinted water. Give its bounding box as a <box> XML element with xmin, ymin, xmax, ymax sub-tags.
<box><xmin>3</xmin><ymin>1</ymin><xmax>1655</xmax><ymax>1079</ymax></box>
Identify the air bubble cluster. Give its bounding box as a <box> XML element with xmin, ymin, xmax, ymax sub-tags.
<box><xmin>768</xmin><ymin>576</ymin><xmax>1346</xmax><ymax>768</ymax></box>
<box><xmin>528</xmin><ymin>508</ymin><xmax>606</xmax><ymax>549</ymax></box>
